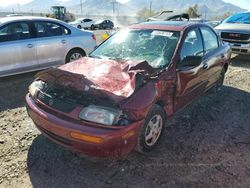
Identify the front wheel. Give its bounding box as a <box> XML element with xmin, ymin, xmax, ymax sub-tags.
<box><xmin>66</xmin><ymin>49</ymin><xmax>85</xmax><ymax>63</ymax></box>
<box><xmin>137</xmin><ymin>105</ymin><xmax>166</xmax><ymax>153</ymax></box>
<box><xmin>77</xmin><ymin>25</ymin><xmax>82</xmax><ymax>29</ymax></box>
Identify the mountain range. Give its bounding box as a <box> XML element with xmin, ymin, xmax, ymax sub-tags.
<box><xmin>0</xmin><ymin>0</ymin><xmax>247</xmax><ymax>18</ymax></box>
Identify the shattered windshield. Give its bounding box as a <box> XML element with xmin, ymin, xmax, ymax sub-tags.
<box><xmin>90</xmin><ymin>29</ymin><xmax>180</xmax><ymax>68</ymax></box>
<box><xmin>224</xmin><ymin>13</ymin><xmax>250</xmax><ymax>24</ymax></box>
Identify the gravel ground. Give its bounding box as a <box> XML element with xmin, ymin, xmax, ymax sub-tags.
<box><xmin>0</xmin><ymin>55</ymin><xmax>249</xmax><ymax>188</ymax></box>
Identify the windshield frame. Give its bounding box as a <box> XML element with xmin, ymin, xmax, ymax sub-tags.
<box><xmin>90</xmin><ymin>28</ymin><xmax>181</xmax><ymax>69</ymax></box>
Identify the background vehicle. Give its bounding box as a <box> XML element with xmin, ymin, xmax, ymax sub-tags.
<box><xmin>69</xmin><ymin>18</ymin><xmax>95</xmax><ymax>30</ymax></box>
<box><xmin>215</xmin><ymin>12</ymin><xmax>250</xmax><ymax>55</ymax></box>
<box><xmin>26</xmin><ymin>21</ymin><xmax>231</xmax><ymax>157</ymax></box>
<box><xmin>47</xmin><ymin>6</ymin><xmax>75</xmax><ymax>23</ymax></box>
<box><xmin>0</xmin><ymin>16</ymin><xmax>96</xmax><ymax>77</ymax></box>
<box><xmin>148</xmin><ymin>11</ymin><xmax>190</xmax><ymax>21</ymax></box>
<box><xmin>93</xmin><ymin>20</ymin><xmax>114</xmax><ymax>30</ymax></box>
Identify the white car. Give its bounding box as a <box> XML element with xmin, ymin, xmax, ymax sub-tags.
<box><xmin>0</xmin><ymin>16</ymin><xmax>97</xmax><ymax>77</ymax></box>
<box><xmin>69</xmin><ymin>18</ymin><xmax>95</xmax><ymax>30</ymax></box>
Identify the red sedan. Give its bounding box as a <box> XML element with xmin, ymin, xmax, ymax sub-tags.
<box><xmin>26</xmin><ymin>21</ymin><xmax>231</xmax><ymax>157</ymax></box>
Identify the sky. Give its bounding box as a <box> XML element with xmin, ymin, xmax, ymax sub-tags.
<box><xmin>0</xmin><ymin>0</ymin><xmax>249</xmax><ymax>10</ymax></box>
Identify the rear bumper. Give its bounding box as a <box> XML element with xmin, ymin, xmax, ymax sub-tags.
<box><xmin>25</xmin><ymin>94</ymin><xmax>144</xmax><ymax>157</ymax></box>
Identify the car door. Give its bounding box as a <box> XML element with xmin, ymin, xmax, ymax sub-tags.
<box><xmin>200</xmin><ymin>26</ymin><xmax>224</xmax><ymax>87</ymax></box>
<box><xmin>33</xmin><ymin>21</ymin><xmax>70</xmax><ymax>68</ymax></box>
<box><xmin>0</xmin><ymin>21</ymin><xmax>37</xmax><ymax>76</ymax></box>
<box><xmin>174</xmin><ymin>27</ymin><xmax>208</xmax><ymax>111</ymax></box>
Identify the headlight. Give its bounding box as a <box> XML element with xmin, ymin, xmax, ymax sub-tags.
<box><xmin>29</xmin><ymin>80</ymin><xmax>45</xmax><ymax>97</ymax></box>
<box><xmin>79</xmin><ymin>105</ymin><xmax>119</xmax><ymax>126</ymax></box>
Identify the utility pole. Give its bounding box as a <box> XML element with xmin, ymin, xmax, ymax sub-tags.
<box><xmin>111</xmin><ymin>1</ymin><xmax>116</xmax><ymax>17</ymax></box>
<box><xmin>18</xmin><ymin>0</ymin><xmax>20</xmax><ymax>13</ymax></box>
<box><xmin>80</xmin><ymin>0</ymin><xmax>83</xmax><ymax>16</ymax></box>
<box><xmin>149</xmin><ymin>1</ymin><xmax>152</xmax><ymax>16</ymax></box>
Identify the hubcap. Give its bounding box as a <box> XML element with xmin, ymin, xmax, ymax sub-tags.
<box><xmin>145</xmin><ymin>114</ymin><xmax>163</xmax><ymax>146</ymax></box>
<box><xmin>70</xmin><ymin>53</ymin><xmax>82</xmax><ymax>62</ymax></box>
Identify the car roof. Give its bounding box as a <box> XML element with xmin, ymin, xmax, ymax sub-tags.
<box><xmin>129</xmin><ymin>21</ymin><xmax>199</xmax><ymax>31</ymax></box>
<box><xmin>0</xmin><ymin>16</ymin><xmax>62</xmax><ymax>25</ymax></box>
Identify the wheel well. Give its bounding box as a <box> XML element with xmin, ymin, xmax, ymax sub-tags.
<box><xmin>67</xmin><ymin>48</ymin><xmax>86</xmax><ymax>56</ymax></box>
<box><xmin>65</xmin><ymin>48</ymin><xmax>86</xmax><ymax>63</ymax></box>
<box><xmin>224</xmin><ymin>63</ymin><xmax>229</xmax><ymax>73</ymax></box>
<box><xmin>155</xmin><ymin>100</ymin><xmax>164</xmax><ymax>109</ymax></box>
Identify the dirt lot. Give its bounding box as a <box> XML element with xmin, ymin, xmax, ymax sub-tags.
<box><xmin>0</xmin><ymin>55</ymin><xmax>249</xmax><ymax>188</ymax></box>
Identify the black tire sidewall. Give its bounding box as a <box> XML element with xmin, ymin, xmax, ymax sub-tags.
<box><xmin>65</xmin><ymin>49</ymin><xmax>85</xmax><ymax>63</ymax></box>
<box><xmin>137</xmin><ymin>105</ymin><xmax>166</xmax><ymax>153</ymax></box>
<box><xmin>77</xmin><ymin>25</ymin><xmax>81</xmax><ymax>29</ymax></box>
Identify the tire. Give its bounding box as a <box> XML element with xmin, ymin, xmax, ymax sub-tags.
<box><xmin>66</xmin><ymin>49</ymin><xmax>85</xmax><ymax>63</ymax></box>
<box><xmin>137</xmin><ymin>104</ymin><xmax>166</xmax><ymax>153</ymax></box>
<box><xmin>77</xmin><ymin>25</ymin><xmax>82</xmax><ymax>29</ymax></box>
<box><xmin>91</xmin><ymin>25</ymin><xmax>95</xmax><ymax>30</ymax></box>
<box><xmin>215</xmin><ymin>68</ymin><xmax>226</xmax><ymax>92</ymax></box>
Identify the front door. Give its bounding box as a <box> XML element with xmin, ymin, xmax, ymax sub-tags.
<box><xmin>0</xmin><ymin>21</ymin><xmax>37</xmax><ymax>76</ymax></box>
<box><xmin>174</xmin><ymin>27</ymin><xmax>208</xmax><ymax>111</ymax></box>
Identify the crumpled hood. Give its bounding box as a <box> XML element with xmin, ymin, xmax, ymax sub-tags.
<box><xmin>36</xmin><ymin>57</ymin><xmax>154</xmax><ymax>103</ymax></box>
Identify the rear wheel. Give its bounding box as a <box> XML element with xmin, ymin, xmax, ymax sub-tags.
<box><xmin>66</xmin><ymin>49</ymin><xmax>85</xmax><ymax>63</ymax></box>
<box><xmin>215</xmin><ymin>68</ymin><xmax>226</xmax><ymax>92</ymax></box>
<box><xmin>137</xmin><ymin>105</ymin><xmax>166</xmax><ymax>153</ymax></box>
<box><xmin>90</xmin><ymin>25</ymin><xmax>95</xmax><ymax>30</ymax></box>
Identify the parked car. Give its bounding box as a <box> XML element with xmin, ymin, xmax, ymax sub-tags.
<box><xmin>93</xmin><ymin>20</ymin><xmax>114</xmax><ymax>30</ymax></box>
<box><xmin>69</xmin><ymin>18</ymin><xmax>95</xmax><ymax>30</ymax></box>
<box><xmin>26</xmin><ymin>21</ymin><xmax>231</xmax><ymax>157</ymax></box>
<box><xmin>0</xmin><ymin>16</ymin><xmax>96</xmax><ymax>77</ymax></box>
<box><xmin>215</xmin><ymin>12</ymin><xmax>250</xmax><ymax>55</ymax></box>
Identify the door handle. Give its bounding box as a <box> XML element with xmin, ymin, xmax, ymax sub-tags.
<box><xmin>61</xmin><ymin>39</ymin><xmax>66</xmax><ymax>44</ymax></box>
<box><xmin>27</xmin><ymin>44</ymin><xmax>33</xmax><ymax>48</ymax></box>
<box><xmin>203</xmin><ymin>63</ymin><xmax>208</xmax><ymax>69</ymax></box>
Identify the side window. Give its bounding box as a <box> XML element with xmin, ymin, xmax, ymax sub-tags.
<box><xmin>180</xmin><ymin>28</ymin><xmax>204</xmax><ymax>61</ymax></box>
<box><xmin>0</xmin><ymin>22</ymin><xmax>31</xmax><ymax>42</ymax></box>
<box><xmin>200</xmin><ymin>27</ymin><xmax>219</xmax><ymax>54</ymax></box>
<box><xmin>34</xmin><ymin>21</ymin><xmax>70</xmax><ymax>38</ymax></box>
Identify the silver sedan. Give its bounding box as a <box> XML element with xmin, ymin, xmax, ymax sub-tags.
<box><xmin>0</xmin><ymin>16</ymin><xmax>97</xmax><ymax>77</ymax></box>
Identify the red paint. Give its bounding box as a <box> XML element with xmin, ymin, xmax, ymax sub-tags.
<box><xmin>26</xmin><ymin>22</ymin><xmax>231</xmax><ymax>157</ymax></box>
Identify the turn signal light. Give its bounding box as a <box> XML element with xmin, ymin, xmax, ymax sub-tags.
<box><xmin>70</xmin><ymin>132</ymin><xmax>103</xmax><ymax>144</ymax></box>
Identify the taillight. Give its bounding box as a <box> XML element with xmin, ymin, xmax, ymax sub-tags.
<box><xmin>92</xmin><ymin>34</ymin><xmax>96</xmax><ymax>41</ymax></box>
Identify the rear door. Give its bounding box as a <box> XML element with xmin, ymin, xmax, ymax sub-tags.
<box><xmin>33</xmin><ymin>21</ymin><xmax>71</xmax><ymax>68</ymax></box>
<box><xmin>200</xmin><ymin>26</ymin><xmax>224</xmax><ymax>87</ymax></box>
<box><xmin>0</xmin><ymin>21</ymin><xmax>37</xmax><ymax>76</ymax></box>
<box><xmin>174</xmin><ymin>27</ymin><xmax>207</xmax><ymax>111</ymax></box>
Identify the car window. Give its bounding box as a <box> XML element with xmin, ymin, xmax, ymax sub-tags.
<box><xmin>0</xmin><ymin>22</ymin><xmax>31</xmax><ymax>42</ymax></box>
<box><xmin>180</xmin><ymin>28</ymin><xmax>204</xmax><ymax>61</ymax></box>
<box><xmin>34</xmin><ymin>21</ymin><xmax>70</xmax><ymax>38</ymax></box>
<box><xmin>90</xmin><ymin>29</ymin><xmax>180</xmax><ymax>68</ymax></box>
<box><xmin>200</xmin><ymin>27</ymin><xmax>218</xmax><ymax>54</ymax></box>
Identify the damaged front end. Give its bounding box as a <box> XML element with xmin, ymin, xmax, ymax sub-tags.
<box><xmin>29</xmin><ymin>57</ymin><xmax>159</xmax><ymax>127</ymax></box>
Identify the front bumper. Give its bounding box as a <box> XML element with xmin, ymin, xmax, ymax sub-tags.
<box><xmin>223</xmin><ymin>41</ymin><xmax>250</xmax><ymax>55</ymax></box>
<box><xmin>25</xmin><ymin>94</ymin><xmax>144</xmax><ymax>157</ymax></box>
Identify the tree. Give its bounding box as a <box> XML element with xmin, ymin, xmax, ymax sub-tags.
<box><xmin>137</xmin><ymin>7</ymin><xmax>157</xmax><ymax>20</ymax></box>
<box><xmin>187</xmin><ymin>4</ymin><xmax>200</xmax><ymax>18</ymax></box>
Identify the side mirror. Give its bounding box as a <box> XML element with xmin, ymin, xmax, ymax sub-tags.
<box><xmin>180</xmin><ymin>56</ymin><xmax>202</xmax><ymax>67</ymax></box>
